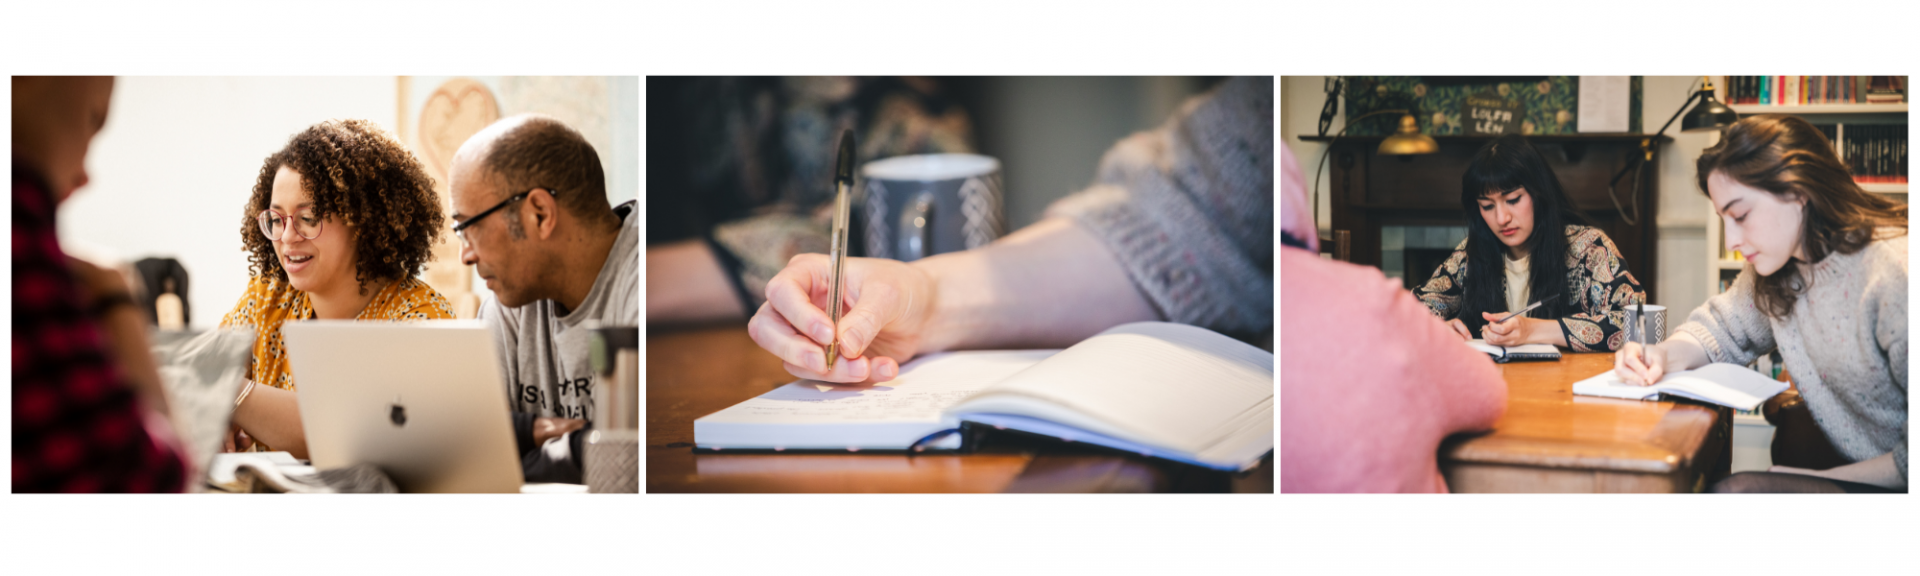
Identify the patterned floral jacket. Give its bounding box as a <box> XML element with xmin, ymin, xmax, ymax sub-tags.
<box><xmin>1415</xmin><ymin>224</ymin><xmax>1644</xmax><ymax>352</ymax></box>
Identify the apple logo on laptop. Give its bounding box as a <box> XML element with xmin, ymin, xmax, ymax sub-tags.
<box><xmin>390</xmin><ymin>400</ymin><xmax>408</xmax><ymax>427</ymax></box>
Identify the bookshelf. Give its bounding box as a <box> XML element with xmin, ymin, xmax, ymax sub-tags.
<box><xmin>1730</xmin><ymin>103</ymin><xmax>1907</xmax><ymax>114</ymax></box>
<box><xmin>1705</xmin><ymin>79</ymin><xmax>1907</xmax><ymax>300</ymax></box>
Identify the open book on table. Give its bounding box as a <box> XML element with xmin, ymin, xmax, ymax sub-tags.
<box><xmin>692</xmin><ymin>322</ymin><xmax>1274</xmax><ymax>472</ymax></box>
<box><xmin>1571</xmin><ymin>363</ymin><xmax>1789</xmax><ymax>411</ymax></box>
<box><xmin>1465</xmin><ymin>339</ymin><xmax>1561</xmax><ymax>363</ymax></box>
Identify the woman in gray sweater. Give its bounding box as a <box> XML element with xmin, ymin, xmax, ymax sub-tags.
<box><xmin>1615</xmin><ymin>115</ymin><xmax>1907</xmax><ymax>493</ymax></box>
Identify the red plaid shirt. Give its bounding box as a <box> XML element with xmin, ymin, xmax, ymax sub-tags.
<box><xmin>12</xmin><ymin>162</ymin><xmax>187</xmax><ymax>493</ymax></box>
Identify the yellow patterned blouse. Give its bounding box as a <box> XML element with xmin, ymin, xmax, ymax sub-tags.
<box><xmin>221</xmin><ymin>275</ymin><xmax>454</xmax><ymax>394</ymax></box>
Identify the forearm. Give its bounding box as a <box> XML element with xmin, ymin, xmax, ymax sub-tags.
<box><xmin>232</xmin><ymin>384</ymin><xmax>308</xmax><ymax>459</ymax></box>
<box><xmin>646</xmin><ymin>240</ymin><xmax>747</xmax><ymax>324</ymax></box>
<box><xmin>1535</xmin><ymin>318</ymin><xmax>1570</xmax><ymax>347</ymax></box>
<box><xmin>1656</xmin><ymin>332</ymin><xmax>1712</xmax><ymax>371</ymax></box>
<box><xmin>914</xmin><ymin>218</ymin><xmax>1157</xmax><ymax>353</ymax></box>
<box><xmin>98</xmin><ymin>305</ymin><xmax>172</xmax><ymax>418</ymax></box>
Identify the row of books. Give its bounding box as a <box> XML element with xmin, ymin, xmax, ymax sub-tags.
<box><xmin>1719</xmin><ymin>76</ymin><xmax>1907</xmax><ymax>106</ymax></box>
<box><xmin>1809</xmin><ymin>124</ymin><xmax>1909</xmax><ymax>184</ymax></box>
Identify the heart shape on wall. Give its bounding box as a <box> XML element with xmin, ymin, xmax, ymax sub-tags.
<box><xmin>417</xmin><ymin>78</ymin><xmax>501</xmax><ymax>192</ymax></box>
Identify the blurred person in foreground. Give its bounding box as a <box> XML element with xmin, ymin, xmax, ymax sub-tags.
<box><xmin>1278</xmin><ymin>142</ymin><xmax>1507</xmax><ymax>492</ymax></box>
<box><xmin>13</xmin><ymin>76</ymin><xmax>188</xmax><ymax>492</ymax></box>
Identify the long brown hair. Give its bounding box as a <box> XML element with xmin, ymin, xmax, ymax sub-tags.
<box><xmin>1695</xmin><ymin>114</ymin><xmax>1907</xmax><ymax>318</ymax></box>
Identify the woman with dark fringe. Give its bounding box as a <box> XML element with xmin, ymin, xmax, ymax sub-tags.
<box><xmin>1414</xmin><ymin>135</ymin><xmax>1645</xmax><ymax>352</ymax></box>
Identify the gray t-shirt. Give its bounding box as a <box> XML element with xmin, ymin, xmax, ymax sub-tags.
<box><xmin>482</xmin><ymin>201</ymin><xmax>639</xmax><ymax>424</ymax></box>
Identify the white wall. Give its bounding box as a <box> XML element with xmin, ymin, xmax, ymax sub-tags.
<box><xmin>1642</xmin><ymin>76</ymin><xmax>1718</xmax><ymax>324</ymax></box>
<box><xmin>1279</xmin><ymin>76</ymin><xmax>1716</xmax><ymax>318</ymax></box>
<box><xmin>62</xmin><ymin>77</ymin><xmax>399</xmax><ymax>329</ymax></box>
<box><xmin>1279</xmin><ymin>76</ymin><xmax>1333</xmax><ymax>234</ymax></box>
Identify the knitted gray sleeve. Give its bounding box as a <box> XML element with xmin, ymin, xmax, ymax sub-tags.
<box><xmin>1044</xmin><ymin>77</ymin><xmax>1274</xmax><ymax>343</ymax></box>
<box><xmin>1865</xmin><ymin>239</ymin><xmax>1909</xmax><ymax>479</ymax></box>
<box><xmin>1674</xmin><ymin>265</ymin><xmax>1776</xmax><ymax>367</ymax></box>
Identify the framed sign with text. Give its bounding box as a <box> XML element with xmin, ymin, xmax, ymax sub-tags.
<box><xmin>1463</xmin><ymin>90</ymin><xmax>1523</xmax><ymax>135</ymax></box>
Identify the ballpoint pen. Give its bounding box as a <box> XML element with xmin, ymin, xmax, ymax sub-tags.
<box><xmin>825</xmin><ymin>129</ymin><xmax>854</xmax><ymax>371</ymax></box>
<box><xmin>1637</xmin><ymin>299</ymin><xmax>1647</xmax><ymax>349</ymax></box>
<box><xmin>1491</xmin><ymin>293</ymin><xmax>1559</xmax><ymax>325</ymax></box>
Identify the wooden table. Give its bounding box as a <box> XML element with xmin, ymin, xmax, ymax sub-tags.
<box><xmin>646</xmin><ymin>323</ymin><xmax>1273</xmax><ymax>493</ymax></box>
<box><xmin>1439</xmin><ymin>353</ymin><xmax>1731</xmax><ymax>493</ymax></box>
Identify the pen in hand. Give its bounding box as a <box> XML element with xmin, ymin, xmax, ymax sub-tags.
<box><xmin>824</xmin><ymin>129</ymin><xmax>855</xmax><ymax>370</ymax></box>
<box><xmin>1636</xmin><ymin>299</ymin><xmax>1646</xmax><ymax>349</ymax></box>
<box><xmin>1491</xmin><ymin>293</ymin><xmax>1558</xmax><ymax>325</ymax></box>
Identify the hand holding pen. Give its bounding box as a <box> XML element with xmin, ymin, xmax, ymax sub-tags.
<box><xmin>1613</xmin><ymin>297</ymin><xmax>1684</xmax><ymax>387</ymax></box>
<box><xmin>746</xmin><ymin>129</ymin><xmax>938</xmax><ymax>384</ymax></box>
<box><xmin>1477</xmin><ymin>294</ymin><xmax>1557</xmax><ymax>347</ymax></box>
<box><xmin>747</xmin><ymin>255</ymin><xmax>937</xmax><ymax>384</ymax></box>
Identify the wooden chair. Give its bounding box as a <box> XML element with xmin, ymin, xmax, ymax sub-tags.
<box><xmin>1318</xmin><ymin>230</ymin><xmax>1351</xmax><ymax>262</ymax></box>
<box><xmin>1761</xmin><ymin>388</ymin><xmax>1852</xmax><ymax>470</ymax></box>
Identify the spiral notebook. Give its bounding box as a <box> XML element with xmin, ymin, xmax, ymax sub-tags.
<box><xmin>1465</xmin><ymin>339</ymin><xmax>1562</xmax><ymax>363</ymax></box>
<box><xmin>692</xmin><ymin>322</ymin><xmax>1274</xmax><ymax>472</ymax></box>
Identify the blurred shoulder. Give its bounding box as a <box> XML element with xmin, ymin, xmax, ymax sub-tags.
<box><xmin>1282</xmin><ymin>247</ymin><xmax>1411</xmax><ymax>320</ymax></box>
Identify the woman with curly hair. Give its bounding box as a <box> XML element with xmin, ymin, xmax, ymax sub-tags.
<box><xmin>1414</xmin><ymin>135</ymin><xmax>1645</xmax><ymax>352</ymax></box>
<box><xmin>221</xmin><ymin>119</ymin><xmax>454</xmax><ymax>458</ymax></box>
<box><xmin>1617</xmin><ymin>115</ymin><xmax>1907</xmax><ymax>493</ymax></box>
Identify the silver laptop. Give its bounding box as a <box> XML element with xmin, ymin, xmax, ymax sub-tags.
<box><xmin>283</xmin><ymin>320</ymin><xmax>523</xmax><ymax>493</ymax></box>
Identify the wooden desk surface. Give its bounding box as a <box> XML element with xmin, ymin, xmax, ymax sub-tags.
<box><xmin>1440</xmin><ymin>352</ymin><xmax>1730</xmax><ymax>493</ymax></box>
<box><xmin>647</xmin><ymin>324</ymin><xmax>1272</xmax><ymax>493</ymax></box>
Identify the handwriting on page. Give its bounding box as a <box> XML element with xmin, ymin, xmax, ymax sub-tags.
<box><xmin>735</xmin><ymin>385</ymin><xmax>981</xmax><ymax>421</ymax></box>
<box><xmin>702</xmin><ymin>350</ymin><xmax>1058</xmax><ymax>425</ymax></box>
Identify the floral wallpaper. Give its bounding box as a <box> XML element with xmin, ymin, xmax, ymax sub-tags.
<box><xmin>1339</xmin><ymin>76</ymin><xmax>1642</xmax><ymax>136</ymax></box>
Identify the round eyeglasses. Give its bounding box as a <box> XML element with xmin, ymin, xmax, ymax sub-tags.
<box><xmin>257</xmin><ymin>209</ymin><xmax>324</xmax><ymax>241</ymax></box>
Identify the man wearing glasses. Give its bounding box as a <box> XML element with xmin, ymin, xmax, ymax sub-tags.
<box><xmin>448</xmin><ymin>114</ymin><xmax>637</xmax><ymax>483</ymax></box>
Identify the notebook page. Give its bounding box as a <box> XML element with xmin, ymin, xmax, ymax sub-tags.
<box><xmin>1571</xmin><ymin>363</ymin><xmax>1788</xmax><ymax>410</ymax></box>
<box><xmin>697</xmin><ymin>350</ymin><xmax>1055</xmax><ymax>426</ymax></box>
<box><xmin>951</xmin><ymin>322</ymin><xmax>1273</xmax><ymax>456</ymax></box>
<box><xmin>1653</xmin><ymin>363</ymin><xmax>1788</xmax><ymax>411</ymax></box>
<box><xmin>1465</xmin><ymin>339</ymin><xmax>1505</xmax><ymax>356</ymax></box>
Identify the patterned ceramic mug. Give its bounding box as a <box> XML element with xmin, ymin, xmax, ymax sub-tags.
<box><xmin>584</xmin><ymin>429</ymin><xmax>638</xmax><ymax>494</ymax></box>
<box><xmin>1623</xmin><ymin>304</ymin><xmax>1667</xmax><ymax>345</ymax></box>
<box><xmin>860</xmin><ymin>154</ymin><xmax>1004</xmax><ymax>262</ymax></box>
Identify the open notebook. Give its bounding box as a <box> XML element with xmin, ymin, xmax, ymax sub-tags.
<box><xmin>693</xmin><ymin>322</ymin><xmax>1274</xmax><ymax>472</ymax></box>
<box><xmin>1571</xmin><ymin>363</ymin><xmax>1789</xmax><ymax>411</ymax></box>
<box><xmin>1466</xmin><ymin>339</ymin><xmax>1561</xmax><ymax>363</ymax></box>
